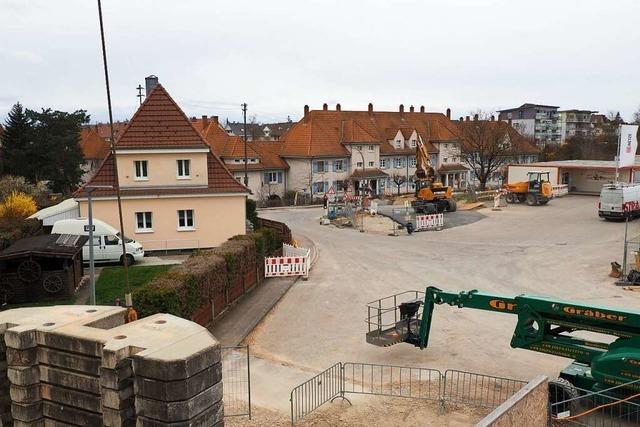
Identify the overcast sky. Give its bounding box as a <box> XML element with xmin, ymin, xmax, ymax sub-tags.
<box><xmin>1</xmin><ymin>0</ymin><xmax>639</xmax><ymax>125</ymax></box>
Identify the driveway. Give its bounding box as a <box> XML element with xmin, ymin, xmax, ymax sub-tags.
<box><xmin>246</xmin><ymin>196</ymin><xmax>639</xmax><ymax>411</ymax></box>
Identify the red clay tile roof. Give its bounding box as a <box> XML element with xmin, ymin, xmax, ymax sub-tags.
<box><xmin>85</xmin><ymin>122</ymin><xmax>129</xmax><ymax>141</ymax></box>
<box><xmin>455</xmin><ymin>120</ymin><xmax>540</xmax><ymax>155</ymax></box>
<box><xmin>280</xmin><ymin>109</ymin><xmax>454</xmax><ymax>158</ymax></box>
<box><xmin>115</xmin><ymin>85</ymin><xmax>209</xmax><ymax>149</ymax></box>
<box><xmin>350</xmin><ymin>168</ymin><xmax>389</xmax><ymax>179</ymax></box>
<box><xmin>251</xmin><ymin>141</ymin><xmax>289</xmax><ymax>170</ymax></box>
<box><xmin>437</xmin><ymin>163</ymin><xmax>469</xmax><ymax>173</ymax></box>
<box><xmin>80</xmin><ymin>128</ymin><xmax>110</xmax><ymax>160</ymax></box>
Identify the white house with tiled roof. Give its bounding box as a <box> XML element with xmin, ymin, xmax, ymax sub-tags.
<box><xmin>75</xmin><ymin>81</ymin><xmax>248</xmax><ymax>252</ymax></box>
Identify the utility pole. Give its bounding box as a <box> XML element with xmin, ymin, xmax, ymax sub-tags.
<box><xmin>242</xmin><ymin>103</ymin><xmax>248</xmax><ymax>186</ymax></box>
<box><xmin>136</xmin><ymin>85</ymin><xmax>144</xmax><ymax>105</ymax></box>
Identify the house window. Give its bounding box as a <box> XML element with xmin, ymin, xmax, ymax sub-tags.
<box><xmin>394</xmin><ymin>157</ymin><xmax>403</xmax><ymax>168</ymax></box>
<box><xmin>395</xmin><ymin>140</ymin><xmax>402</xmax><ymax>149</ymax></box>
<box><xmin>177</xmin><ymin>159</ymin><xmax>191</xmax><ymax>178</ymax></box>
<box><xmin>313</xmin><ymin>181</ymin><xmax>327</xmax><ymax>193</ymax></box>
<box><xmin>443</xmin><ymin>143</ymin><xmax>448</xmax><ymax>149</ymax></box>
<box><xmin>134</xmin><ymin>160</ymin><xmax>148</xmax><ymax>180</ymax></box>
<box><xmin>313</xmin><ymin>160</ymin><xmax>327</xmax><ymax>173</ymax></box>
<box><xmin>234</xmin><ymin>159</ymin><xmax>241</xmax><ymax>163</ymax></box>
<box><xmin>380</xmin><ymin>158</ymin><xmax>388</xmax><ymax>169</ymax></box>
<box><xmin>368</xmin><ymin>161</ymin><xmax>374</xmax><ymax>167</ymax></box>
<box><xmin>177</xmin><ymin>209</ymin><xmax>195</xmax><ymax>230</ymax></box>
<box><xmin>410</xmin><ymin>140</ymin><xmax>416</xmax><ymax>148</ymax></box>
<box><xmin>368</xmin><ymin>145</ymin><xmax>374</xmax><ymax>152</ymax></box>
<box><xmin>264</xmin><ymin>171</ymin><xmax>283</xmax><ymax>184</ymax></box>
<box><xmin>451</xmin><ymin>157</ymin><xmax>457</xmax><ymax>163</ymax></box>
<box><xmin>357</xmin><ymin>161</ymin><xmax>363</xmax><ymax>168</ymax></box>
<box><xmin>409</xmin><ymin>158</ymin><xmax>417</xmax><ymax>168</ymax></box>
<box><xmin>333</xmin><ymin>159</ymin><xmax>344</xmax><ymax>172</ymax></box>
<box><xmin>443</xmin><ymin>158</ymin><xmax>448</xmax><ymax>163</ymax></box>
<box><xmin>135</xmin><ymin>212</ymin><xmax>153</xmax><ymax>232</ymax></box>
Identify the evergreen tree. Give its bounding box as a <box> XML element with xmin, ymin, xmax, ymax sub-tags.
<box><xmin>0</xmin><ymin>103</ymin><xmax>34</xmax><ymax>177</ymax></box>
<box><xmin>26</xmin><ymin>108</ymin><xmax>88</xmax><ymax>193</ymax></box>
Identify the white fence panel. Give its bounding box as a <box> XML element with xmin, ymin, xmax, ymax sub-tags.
<box><xmin>265</xmin><ymin>244</ymin><xmax>311</xmax><ymax>278</ymax></box>
<box><xmin>415</xmin><ymin>214</ymin><xmax>444</xmax><ymax>231</ymax></box>
<box><xmin>552</xmin><ymin>184</ymin><xmax>569</xmax><ymax>197</ymax></box>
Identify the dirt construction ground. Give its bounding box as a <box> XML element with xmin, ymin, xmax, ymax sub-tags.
<box><xmin>237</xmin><ymin>195</ymin><xmax>640</xmax><ymax>424</ymax></box>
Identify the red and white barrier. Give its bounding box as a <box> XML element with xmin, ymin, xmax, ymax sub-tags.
<box><xmin>552</xmin><ymin>184</ymin><xmax>569</xmax><ymax>197</ymax></box>
<box><xmin>265</xmin><ymin>243</ymin><xmax>311</xmax><ymax>278</ymax></box>
<box><xmin>415</xmin><ymin>213</ymin><xmax>444</xmax><ymax>231</ymax></box>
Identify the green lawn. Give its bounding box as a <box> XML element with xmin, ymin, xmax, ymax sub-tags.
<box><xmin>96</xmin><ymin>265</ymin><xmax>172</xmax><ymax>305</ymax></box>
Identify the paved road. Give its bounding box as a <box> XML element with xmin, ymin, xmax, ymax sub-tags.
<box><xmin>376</xmin><ymin>204</ymin><xmax>486</xmax><ymax>229</ymax></box>
<box><xmin>246</xmin><ymin>195</ymin><xmax>640</xmax><ymax>412</ymax></box>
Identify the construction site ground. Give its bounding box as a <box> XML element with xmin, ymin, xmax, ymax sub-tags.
<box><xmin>240</xmin><ymin>195</ymin><xmax>640</xmax><ymax>424</ymax></box>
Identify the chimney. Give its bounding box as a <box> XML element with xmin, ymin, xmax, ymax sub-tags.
<box><xmin>409</xmin><ymin>105</ymin><xmax>415</xmax><ymax>113</ymax></box>
<box><xmin>336</xmin><ymin>103</ymin><xmax>341</xmax><ymax>111</ymax></box>
<box><xmin>459</xmin><ymin>117</ymin><xmax>464</xmax><ymax>122</ymax></box>
<box><xmin>420</xmin><ymin>106</ymin><xmax>425</xmax><ymax>113</ymax></box>
<box><xmin>323</xmin><ymin>103</ymin><xmax>328</xmax><ymax>111</ymax></box>
<box><xmin>446</xmin><ymin>108</ymin><xmax>451</xmax><ymax>119</ymax></box>
<box><xmin>368</xmin><ymin>103</ymin><xmax>373</xmax><ymax>114</ymax></box>
<box><xmin>201</xmin><ymin>115</ymin><xmax>208</xmax><ymax>128</ymax></box>
<box><xmin>145</xmin><ymin>75</ymin><xmax>159</xmax><ymax>97</ymax></box>
<box><xmin>304</xmin><ymin>105</ymin><xmax>309</xmax><ymax>118</ymax></box>
<box><xmin>508</xmin><ymin>118</ymin><xmax>512</xmax><ymax>126</ymax></box>
<box><xmin>490</xmin><ymin>115</ymin><xmax>495</xmax><ymax>121</ymax></box>
<box><xmin>465</xmin><ymin>116</ymin><xmax>470</xmax><ymax>121</ymax></box>
<box><xmin>474</xmin><ymin>114</ymin><xmax>479</xmax><ymax>121</ymax></box>
<box><xmin>212</xmin><ymin>115</ymin><xmax>219</xmax><ymax>125</ymax></box>
<box><xmin>399</xmin><ymin>104</ymin><xmax>404</xmax><ymax>114</ymax></box>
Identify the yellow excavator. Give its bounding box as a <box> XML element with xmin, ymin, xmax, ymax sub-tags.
<box><xmin>411</xmin><ymin>137</ymin><xmax>457</xmax><ymax>214</ymax></box>
<box><xmin>504</xmin><ymin>171</ymin><xmax>553</xmax><ymax>206</ymax></box>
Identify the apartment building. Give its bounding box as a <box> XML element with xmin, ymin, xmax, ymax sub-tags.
<box><xmin>75</xmin><ymin>81</ymin><xmax>248</xmax><ymax>251</ymax></box>
<box><xmin>558</xmin><ymin>109</ymin><xmax>597</xmax><ymax>143</ymax></box>
<box><xmin>498</xmin><ymin>103</ymin><xmax>561</xmax><ymax>147</ymax></box>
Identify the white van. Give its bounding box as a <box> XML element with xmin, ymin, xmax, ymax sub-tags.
<box><xmin>52</xmin><ymin>218</ymin><xmax>144</xmax><ymax>265</ymax></box>
<box><xmin>599</xmin><ymin>183</ymin><xmax>640</xmax><ymax>220</ymax></box>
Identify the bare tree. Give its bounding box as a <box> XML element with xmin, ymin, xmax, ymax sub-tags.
<box><xmin>459</xmin><ymin>112</ymin><xmax>512</xmax><ymax>190</ymax></box>
<box><xmin>391</xmin><ymin>174</ymin><xmax>407</xmax><ymax>195</ymax></box>
<box><xmin>633</xmin><ymin>106</ymin><xmax>640</xmax><ymax>125</ymax></box>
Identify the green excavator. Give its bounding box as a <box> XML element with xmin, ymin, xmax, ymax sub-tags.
<box><xmin>366</xmin><ymin>287</ymin><xmax>640</xmax><ymax>408</ymax></box>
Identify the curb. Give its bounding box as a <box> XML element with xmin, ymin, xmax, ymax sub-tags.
<box><xmin>257</xmin><ymin>204</ymin><xmax>323</xmax><ymax>211</ymax></box>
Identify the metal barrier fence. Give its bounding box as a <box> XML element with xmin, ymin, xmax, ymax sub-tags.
<box><xmin>222</xmin><ymin>345</ymin><xmax>251</xmax><ymax>419</ymax></box>
<box><xmin>550</xmin><ymin>380</ymin><xmax>640</xmax><ymax>427</ymax></box>
<box><xmin>290</xmin><ymin>362</ymin><xmax>526</xmax><ymax>425</ymax></box>
<box><xmin>442</xmin><ymin>369</ymin><xmax>527</xmax><ymax>409</ymax></box>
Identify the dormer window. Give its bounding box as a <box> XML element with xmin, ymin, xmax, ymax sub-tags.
<box><xmin>410</xmin><ymin>139</ymin><xmax>416</xmax><ymax>148</ymax></box>
<box><xmin>177</xmin><ymin>159</ymin><xmax>191</xmax><ymax>179</ymax></box>
<box><xmin>134</xmin><ymin>160</ymin><xmax>148</xmax><ymax>180</ymax></box>
<box><xmin>395</xmin><ymin>140</ymin><xmax>402</xmax><ymax>149</ymax></box>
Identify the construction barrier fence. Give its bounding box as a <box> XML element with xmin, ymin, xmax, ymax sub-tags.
<box><xmin>553</xmin><ymin>184</ymin><xmax>569</xmax><ymax>197</ymax></box>
<box><xmin>265</xmin><ymin>243</ymin><xmax>311</xmax><ymax>278</ymax></box>
<box><xmin>290</xmin><ymin>361</ymin><xmax>527</xmax><ymax>425</ymax></box>
<box><xmin>222</xmin><ymin>345</ymin><xmax>252</xmax><ymax>419</ymax></box>
<box><xmin>415</xmin><ymin>213</ymin><xmax>444</xmax><ymax>231</ymax></box>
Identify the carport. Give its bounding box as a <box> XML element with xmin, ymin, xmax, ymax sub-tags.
<box><xmin>507</xmin><ymin>160</ymin><xmax>640</xmax><ymax>195</ymax></box>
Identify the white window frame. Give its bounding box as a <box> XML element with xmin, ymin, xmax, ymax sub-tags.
<box><xmin>134</xmin><ymin>160</ymin><xmax>148</xmax><ymax>181</ymax></box>
<box><xmin>135</xmin><ymin>212</ymin><xmax>153</xmax><ymax>233</ymax></box>
<box><xmin>177</xmin><ymin>209</ymin><xmax>195</xmax><ymax>231</ymax></box>
<box><xmin>394</xmin><ymin>157</ymin><xmax>403</xmax><ymax>168</ymax></box>
<box><xmin>395</xmin><ymin>140</ymin><xmax>402</xmax><ymax>149</ymax></box>
<box><xmin>266</xmin><ymin>171</ymin><xmax>279</xmax><ymax>184</ymax></box>
<box><xmin>380</xmin><ymin>158</ymin><xmax>388</xmax><ymax>169</ymax></box>
<box><xmin>368</xmin><ymin>161</ymin><xmax>374</xmax><ymax>167</ymax></box>
<box><xmin>368</xmin><ymin>145</ymin><xmax>375</xmax><ymax>152</ymax></box>
<box><xmin>410</xmin><ymin>139</ymin><xmax>416</xmax><ymax>148</ymax></box>
<box><xmin>409</xmin><ymin>158</ymin><xmax>417</xmax><ymax>168</ymax></box>
<box><xmin>177</xmin><ymin>159</ymin><xmax>191</xmax><ymax>179</ymax></box>
<box><xmin>334</xmin><ymin>159</ymin><xmax>344</xmax><ymax>172</ymax></box>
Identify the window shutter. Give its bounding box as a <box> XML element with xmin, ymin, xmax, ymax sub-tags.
<box><xmin>264</xmin><ymin>172</ymin><xmax>269</xmax><ymax>183</ymax></box>
<box><xmin>313</xmin><ymin>161</ymin><xmax>318</xmax><ymax>173</ymax></box>
<box><xmin>278</xmin><ymin>172</ymin><xmax>283</xmax><ymax>184</ymax></box>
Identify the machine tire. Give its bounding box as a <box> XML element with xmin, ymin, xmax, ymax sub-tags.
<box><xmin>549</xmin><ymin>377</ymin><xmax>579</xmax><ymax>417</ymax></box>
<box><xmin>506</xmin><ymin>193</ymin><xmax>516</xmax><ymax>204</ymax></box>
<box><xmin>121</xmin><ymin>254</ymin><xmax>135</xmax><ymax>266</ymax></box>
<box><xmin>447</xmin><ymin>199</ymin><xmax>457</xmax><ymax>212</ymax></box>
<box><xmin>526</xmin><ymin>193</ymin><xmax>537</xmax><ymax>206</ymax></box>
<box><xmin>539</xmin><ymin>199</ymin><xmax>549</xmax><ymax>205</ymax></box>
<box><xmin>517</xmin><ymin>194</ymin><xmax>526</xmax><ymax>203</ymax></box>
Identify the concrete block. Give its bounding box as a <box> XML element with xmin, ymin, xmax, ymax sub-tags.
<box><xmin>135</xmin><ymin>382</ymin><xmax>222</xmax><ymax>422</ymax></box>
<box><xmin>14</xmin><ymin>420</ymin><xmax>44</xmax><ymax>427</ymax></box>
<box><xmin>37</xmin><ymin>347</ymin><xmax>101</xmax><ymax>375</ymax></box>
<box><xmin>11</xmin><ymin>401</ymin><xmax>42</xmax><ymax>423</ymax></box>
<box><xmin>136</xmin><ymin>400</ymin><xmax>223</xmax><ymax>427</ymax></box>
<box><xmin>102</xmin><ymin>401</ymin><xmax>135</xmax><ymax>427</ymax></box>
<box><xmin>101</xmin><ymin>384</ymin><xmax>134</xmax><ymax>410</ymax></box>
<box><xmin>38</xmin><ymin>365</ymin><xmax>100</xmax><ymax>395</ymax></box>
<box><xmin>100</xmin><ymin>361</ymin><xmax>133</xmax><ymax>389</ymax></box>
<box><xmin>7</xmin><ymin>365</ymin><xmax>39</xmax><ymax>386</ymax></box>
<box><xmin>9</xmin><ymin>383</ymin><xmax>41</xmax><ymax>403</ymax></box>
<box><xmin>41</xmin><ymin>383</ymin><xmax>101</xmax><ymax>413</ymax></box>
<box><xmin>4</xmin><ymin>327</ymin><xmax>37</xmax><ymax>350</ymax></box>
<box><xmin>132</xmin><ymin>332</ymin><xmax>220</xmax><ymax>381</ymax></box>
<box><xmin>42</xmin><ymin>401</ymin><xmax>102</xmax><ymax>425</ymax></box>
<box><xmin>38</xmin><ymin>332</ymin><xmax>103</xmax><ymax>357</ymax></box>
<box><xmin>0</xmin><ymin>411</ymin><xmax>14</xmax><ymax>427</ymax></box>
<box><xmin>6</xmin><ymin>347</ymin><xmax>37</xmax><ymax>366</ymax></box>
<box><xmin>135</xmin><ymin>363</ymin><xmax>221</xmax><ymax>402</ymax></box>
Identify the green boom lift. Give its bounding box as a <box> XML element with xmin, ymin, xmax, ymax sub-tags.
<box><xmin>366</xmin><ymin>287</ymin><xmax>640</xmax><ymax>405</ymax></box>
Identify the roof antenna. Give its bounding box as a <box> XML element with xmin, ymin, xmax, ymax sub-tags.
<box><xmin>136</xmin><ymin>84</ymin><xmax>144</xmax><ymax>105</ymax></box>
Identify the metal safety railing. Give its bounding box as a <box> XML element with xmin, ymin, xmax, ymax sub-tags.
<box><xmin>550</xmin><ymin>379</ymin><xmax>640</xmax><ymax>427</ymax></box>
<box><xmin>222</xmin><ymin>345</ymin><xmax>251</xmax><ymax>419</ymax></box>
<box><xmin>365</xmin><ymin>290</ymin><xmax>425</xmax><ymax>337</ymax></box>
<box><xmin>290</xmin><ymin>361</ymin><xmax>526</xmax><ymax>425</ymax></box>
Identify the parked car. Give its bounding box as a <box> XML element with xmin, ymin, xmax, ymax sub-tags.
<box><xmin>599</xmin><ymin>183</ymin><xmax>640</xmax><ymax>220</ymax></box>
<box><xmin>51</xmin><ymin>218</ymin><xmax>144</xmax><ymax>265</ymax></box>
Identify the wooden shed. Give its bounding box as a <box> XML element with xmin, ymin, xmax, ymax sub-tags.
<box><xmin>0</xmin><ymin>234</ymin><xmax>87</xmax><ymax>305</ymax></box>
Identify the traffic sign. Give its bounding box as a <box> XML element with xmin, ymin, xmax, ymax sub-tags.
<box><xmin>84</xmin><ymin>225</ymin><xmax>95</xmax><ymax>232</ymax></box>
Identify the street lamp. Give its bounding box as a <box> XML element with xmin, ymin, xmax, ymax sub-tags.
<box><xmin>352</xmin><ymin>146</ymin><xmax>366</xmax><ymax>233</ymax></box>
<box><xmin>85</xmin><ymin>185</ymin><xmax>113</xmax><ymax>305</ymax></box>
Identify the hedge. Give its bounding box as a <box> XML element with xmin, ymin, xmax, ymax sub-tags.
<box><xmin>133</xmin><ymin>228</ymin><xmax>285</xmax><ymax>320</ymax></box>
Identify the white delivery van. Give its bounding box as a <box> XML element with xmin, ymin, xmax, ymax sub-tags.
<box><xmin>52</xmin><ymin>218</ymin><xmax>144</xmax><ymax>265</ymax></box>
<box><xmin>599</xmin><ymin>183</ymin><xmax>640</xmax><ymax>220</ymax></box>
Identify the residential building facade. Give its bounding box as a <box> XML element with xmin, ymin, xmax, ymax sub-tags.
<box><xmin>498</xmin><ymin>103</ymin><xmax>561</xmax><ymax>147</ymax></box>
<box><xmin>558</xmin><ymin>110</ymin><xmax>597</xmax><ymax>143</ymax></box>
<box><xmin>75</xmin><ymin>83</ymin><xmax>248</xmax><ymax>252</ymax></box>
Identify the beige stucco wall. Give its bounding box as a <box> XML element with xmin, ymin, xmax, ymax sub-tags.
<box><xmin>433</xmin><ymin>141</ymin><xmax>462</xmax><ymax>167</ymax></box>
<box><xmin>507</xmin><ymin>165</ymin><xmax>559</xmax><ymax>185</ymax></box>
<box><xmin>78</xmin><ymin>195</ymin><xmax>246</xmax><ymax>251</ymax></box>
<box><xmin>117</xmin><ymin>152</ymin><xmax>209</xmax><ymax>187</ymax></box>
<box><xmin>232</xmin><ymin>170</ymin><xmax>286</xmax><ymax>201</ymax></box>
<box><xmin>285</xmin><ymin>158</ymin><xmax>313</xmax><ymax>192</ymax></box>
<box><xmin>348</xmin><ymin>145</ymin><xmax>379</xmax><ymax>169</ymax></box>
